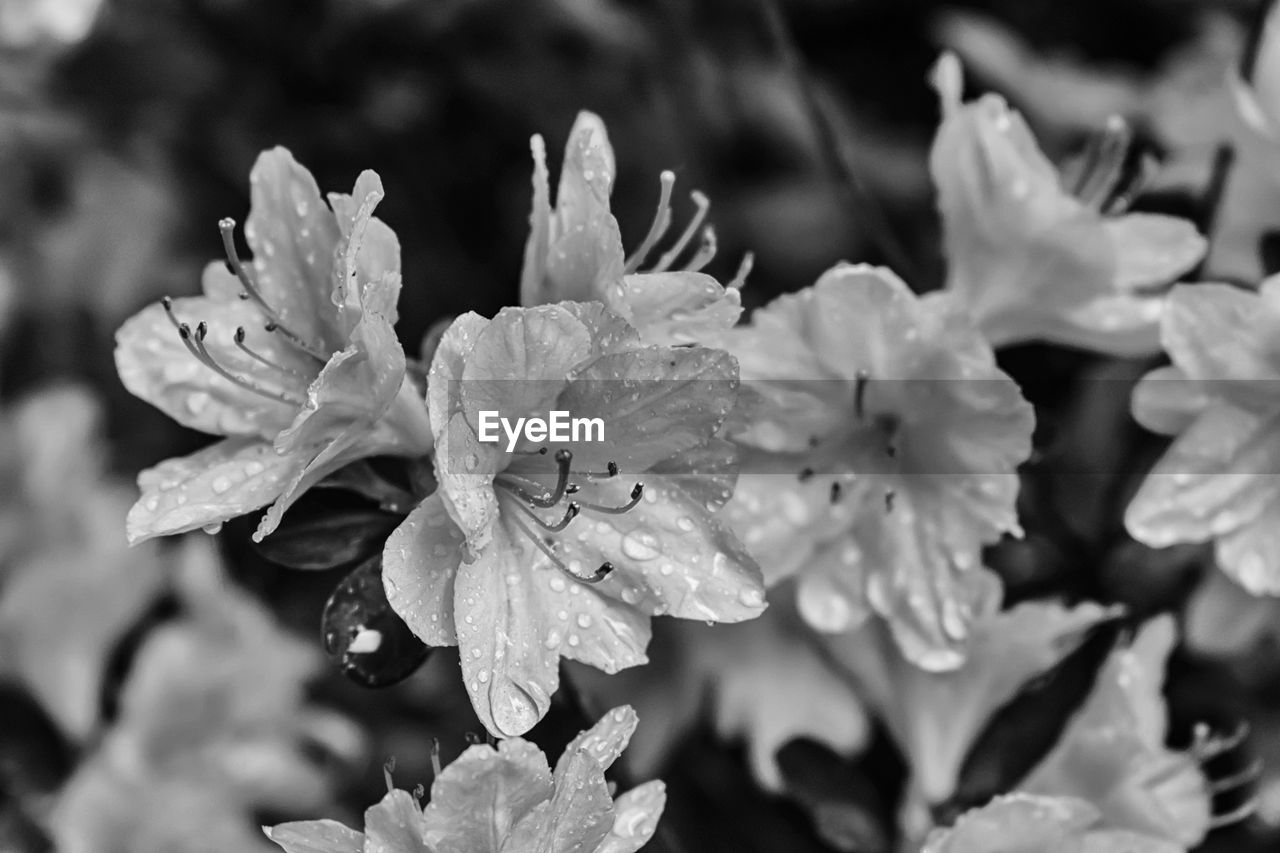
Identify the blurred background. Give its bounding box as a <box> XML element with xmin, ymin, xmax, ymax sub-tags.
<box><xmin>3</xmin><ymin>0</ymin><xmax>1280</xmax><ymax>851</ymax></box>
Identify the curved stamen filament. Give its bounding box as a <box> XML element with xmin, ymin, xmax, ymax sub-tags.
<box><xmin>854</xmin><ymin>370</ymin><xmax>870</xmax><ymax>420</ymax></box>
<box><xmin>512</xmin><ymin>499</ymin><xmax>580</xmax><ymax>533</ymax></box>
<box><xmin>653</xmin><ymin>191</ymin><xmax>710</xmax><ymax>273</ymax></box>
<box><xmin>1192</xmin><ymin>721</ymin><xmax>1250</xmax><ymax>762</ymax></box>
<box><xmin>508</xmin><ymin>514</ymin><xmax>611</xmax><ymax>585</ymax></box>
<box><xmin>218</xmin><ymin>218</ymin><xmax>330</xmax><ymax>362</ymax></box>
<box><xmin>1073</xmin><ymin>116</ymin><xmax>1131</xmax><ymax>210</ymax></box>
<box><xmin>624</xmin><ymin>171</ymin><xmax>676</xmax><ymax>273</ymax></box>
<box><xmin>1208</xmin><ymin>799</ymin><xmax>1258</xmax><ymax>830</ymax></box>
<box><xmin>684</xmin><ymin>226</ymin><xmax>717</xmax><ymax>272</ymax></box>
<box><xmin>493</xmin><ymin>450</ymin><xmax>573</xmax><ymax>509</ymax></box>
<box><xmin>585</xmin><ymin>460</ymin><xmax>620</xmax><ymax>481</ymax></box>
<box><xmin>727</xmin><ymin>251</ymin><xmax>754</xmax><ymax>289</ymax></box>
<box><xmin>234</xmin><ymin>327</ymin><xmax>309</xmax><ymax>381</ymax></box>
<box><xmin>173</xmin><ymin>319</ymin><xmax>304</xmax><ymax>407</ymax></box>
<box><xmin>1210</xmin><ymin>759</ymin><xmax>1263</xmax><ymax>794</ymax></box>
<box><xmin>577</xmin><ymin>482</ymin><xmax>644</xmax><ymax>514</ymax></box>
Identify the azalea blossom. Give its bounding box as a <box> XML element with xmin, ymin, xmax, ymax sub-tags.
<box><xmin>718</xmin><ymin>263</ymin><xmax>1034</xmax><ymax>669</ymax></box>
<box><xmin>382</xmin><ymin>302</ymin><xmax>765</xmax><ymax>738</ymax></box>
<box><xmin>824</xmin><ymin>569</ymin><xmax>1117</xmax><ymax>807</ymax></box>
<box><xmin>520</xmin><ymin>110</ymin><xmax>745</xmax><ymax>346</ymax></box>
<box><xmin>930</xmin><ymin>52</ymin><xmax>1206</xmax><ymax>356</ymax></box>
<box><xmin>922</xmin><ymin>794</ymin><xmax>1181</xmax><ymax>853</ymax></box>
<box><xmin>266</xmin><ymin>705</ymin><xmax>666</xmax><ymax>853</ymax></box>
<box><xmin>1125</xmin><ymin>279</ymin><xmax>1280</xmax><ymax>595</ymax></box>
<box><xmin>114</xmin><ymin>147</ymin><xmax>432</xmax><ymax>544</ymax></box>
<box><xmin>1018</xmin><ymin>616</ymin><xmax>1215</xmax><ymax>848</ymax></box>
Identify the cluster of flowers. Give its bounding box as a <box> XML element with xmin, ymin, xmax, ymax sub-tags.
<box><xmin>114</xmin><ymin>51</ymin><xmax>1271</xmax><ymax>852</ymax></box>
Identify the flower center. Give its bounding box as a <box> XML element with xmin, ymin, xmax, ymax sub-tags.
<box><xmin>493</xmin><ymin>448</ymin><xmax>644</xmax><ymax>585</ymax></box>
<box><xmin>159</xmin><ymin>218</ymin><xmax>331</xmax><ymax>408</ymax></box>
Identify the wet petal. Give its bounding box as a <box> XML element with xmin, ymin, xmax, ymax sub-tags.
<box><xmin>1185</xmin><ymin>568</ymin><xmax>1280</xmax><ymax>656</ymax></box>
<box><xmin>327</xmin><ymin>170</ymin><xmax>401</xmax><ymax>323</ymax></box>
<box><xmin>596</xmin><ymin>781</ymin><xmax>666</xmax><ymax>853</ymax></box>
<box><xmin>127</xmin><ymin>438</ymin><xmax>305</xmax><ymax>544</ymax></box>
<box><xmin>1131</xmin><ymin>365</ymin><xmax>1207</xmax><ymax>436</ymax></box>
<box><xmin>244</xmin><ymin>148</ymin><xmax>345</xmax><ymax>351</ymax></box>
<box><xmin>1216</xmin><ymin>510</ymin><xmax>1280</xmax><ymax>594</ymax></box>
<box><xmin>364</xmin><ymin>788</ymin><xmax>429</xmax><ymax>853</ymax></box>
<box><xmin>530</xmin><ymin>553</ymin><xmax>651</xmax><ymax>675</ymax></box>
<box><xmin>264</xmin><ymin>821</ymin><xmax>364</xmax><ymax>853</ymax></box>
<box><xmin>422</xmin><ymin>740</ymin><xmax>553</xmax><ymax>853</ymax></box>
<box><xmin>614</xmin><ymin>271</ymin><xmax>742</xmax><ymax>346</ymax></box>
<box><xmin>454</xmin><ymin>526</ymin><xmax>560</xmax><ymax>738</ymax></box>
<box><xmin>383</xmin><ymin>495</ymin><xmax>464</xmax><ymax>646</ymax></box>
<box><xmin>1161</xmin><ymin>283</ymin><xmax>1280</xmax><ymax>386</ymax></box>
<box><xmin>114</xmin><ymin>296</ymin><xmax>301</xmax><ymax>439</ymax></box>
<box><xmin>540</xmin><ymin>746</ymin><xmax>613</xmax><ymax>853</ymax></box>
<box><xmin>1125</xmin><ymin>405</ymin><xmax>1280</xmax><ymax>550</ymax></box>
<box><xmin>554</xmin><ymin>706</ymin><xmax>638</xmax><ymax>781</ymax></box>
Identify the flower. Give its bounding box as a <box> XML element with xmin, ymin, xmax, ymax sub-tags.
<box><xmin>115</xmin><ymin>147</ymin><xmax>432</xmax><ymax>545</ymax></box>
<box><xmin>824</xmin><ymin>570</ymin><xmax>1118</xmax><ymax>806</ymax></box>
<box><xmin>930</xmin><ymin>53</ymin><xmax>1206</xmax><ymax>356</ymax></box>
<box><xmin>266</xmin><ymin>706</ymin><xmax>667</xmax><ymax>853</ymax></box>
<box><xmin>922</xmin><ymin>794</ymin><xmax>1181</xmax><ymax>853</ymax></box>
<box><xmin>382</xmin><ymin>302</ymin><xmax>765</xmax><ymax>738</ymax></box>
<box><xmin>718</xmin><ymin>263</ymin><xmax>1034</xmax><ymax>669</ymax></box>
<box><xmin>1018</xmin><ymin>616</ymin><xmax>1213</xmax><ymax>848</ymax></box>
<box><xmin>50</xmin><ymin>537</ymin><xmax>362</xmax><ymax>853</ymax></box>
<box><xmin>1125</xmin><ymin>279</ymin><xmax>1280</xmax><ymax>595</ymax></box>
<box><xmin>520</xmin><ymin>110</ymin><xmax>745</xmax><ymax>346</ymax></box>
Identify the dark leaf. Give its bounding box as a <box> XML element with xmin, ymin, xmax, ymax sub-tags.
<box><xmin>254</xmin><ymin>507</ymin><xmax>402</xmax><ymax>571</ymax></box>
<box><xmin>322</xmin><ymin>555</ymin><xmax>432</xmax><ymax>688</ymax></box>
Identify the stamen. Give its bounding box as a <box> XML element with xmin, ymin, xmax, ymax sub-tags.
<box><xmin>1192</xmin><ymin>721</ymin><xmax>1250</xmax><ymax>762</ymax></box>
<box><xmin>798</xmin><ymin>467</ymin><xmax>815</xmax><ymax>482</ymax></box>
<box><xmin>830</xmin><ymin>482</ymin><xmax>843</xmax><ymax>504</ymax></box>
<box><xmin>683</xmin><ymin>226</ymin><xmax>717</xmax><ymax>272</ymax></box>
<box><xmin>186</xmin><ymin>323</ymin><xmax>306</xmax><ymax>407</ymax></box>
<box><xmin>624</xmin><ymin>171</ymin><xmax>676</xmax><ymax>273</ymax></box>
<box><xmin>508</xmin><ymin>514</ymin><xmax>610</xmax><ymax>585</ymax></box>
<box><xmin>512</xmin><ymin>446</ymin><xmax>550</xmax><ymax>456</ymax></box>
<box><xmin>566</xmin><ymin>483</ymin><xmax>581</xmax><ymax>494</ymax></box>
<box><xmin>494</xmin><ymin>451</ymin><xmax>573</xmax><ymax>510</ymax></box>
<box><xmin>577</xmin><ymin>483</ymin><xmax>644</xmax><ymax>514</ymax></box>
<box><xmin>653</xmin><ymin>191</ymin><xmax>710</xmax><ymax>272</ymax></box>
<box><xmin>727</xmin><ymin>251</ymin><xmax>754</xmax><ymax>290</ymax></box>
<box><xmin>512</xmin><ymin>499</ymin><xmax>580</xmax><ymax>533</ymax></box>
<box><xmin>1103</xmin><ymin>152</ymin><xmax>1157</xmax><ymax>216</ymax></box>
<box><xmin>1210</xmin><ymin>759</ymin><xmax>1263</xmax><ymax>794</ymax></box>
<box><xmin>218</xmin><ymin>218</ymin><xmax>329</xmax><ymax>362</ymax></box>
<box><xmin>854</xmin><ymin>370</ymin><xmax>870</xmax><ymax>420</ymax></box>
<box><xmin>1074</xmin><ymin>116</ymin><xmax>1131</xmax><ymax>210</ymax></box>
<box><xmin>430</xmin><ymin>738</ymin><xmax>442</xmax><ymax>778</ymax></box>
<box><xmin>586</xmin><ymin>460</ymin><xmax>620</xmax><ymax>481</ymax></box>
<box><xmin>234</xmin><ymin>326</ymin><xmax>308</xmax><ymax>380</ymax></box>
<box><xmin>1208</xmin><ymin>799</ymin><xmax>1258</xmax><ymax>830</ymax></box>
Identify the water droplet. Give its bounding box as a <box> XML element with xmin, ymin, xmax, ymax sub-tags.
<box><xmin>244</xmin><ymin>461</ymin><xmax>265</xmax><ymax>476</ymax></box>
<box><xmin>477</xmin><ymin>669</ymin><xmax>490</xmax><ymax>684</ymax></box>
<box><xmin>544</xmin><ymin>630</ymin><xmax>561</xmax><ymax>649</ymax></box>
<box><xmin>738</xmin><ymin>588</ymin><xmax>764</xmax><ymax>608</ymax></box>
<box><xmin>211</xmin><ymin>476</ymin><xmax>231</xmax><ymax>494</ymax></box>
<box><xmin>659</xmin><ymin>563</ymin><xmax>674</xmax><ymax>576</ymax></box>
<box><xmin>567</xmin><ymin>634</ymin><xmax>580</xmax><ymax>647</ymax></box>
<box><xmin>676</xmin><ymin>516</ymin><xmax>696</xmax><ymax>532</ymax></box>
<box><xmin>620</xmin><ymin>528</ymin><xmax>661</xmax><ymax>561</ymax></box>
<box><xmin>576</xmin><ymin>613</ymin><xmax>593</xmax><ymax>629</ymax></box>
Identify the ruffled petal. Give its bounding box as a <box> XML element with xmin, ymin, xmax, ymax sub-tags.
<box><xmin>363</xmin><ymin>788</ymin><xmax>430</xmax><ymax>853</ymax></box>
<box><xmin>264</xmin><ymin>821</ymin><xmax>364</xmax><ymax>853</ymax></box>
<box><xmin>327</xmin><ymin>170</ymin><xmax>401</xmax><ymax>324</ymax></box>
<box><xmin>1125</xmin><ymin>404</ymin><xmax>1280</xmax><ymax>549</ymax></box>
<box><xmin>1161</xmin><ymin>283</ymin><xmax>1280</xmax><ymax>385</ymax></box>
<box><xmin>383</xmin><ymin>495</ymin><xmax>465</xmax><ymax>645</ymax></box>
<box><xmin>454</xmin><ymin>525</ymin><xmax>561</xmax><ymax>738</ymax></box>
<box><xmin>421</xmin><ymin>739</ymin><xmax>553</xmax><ymax>853</ymax></box>
<box><xmin>532</xmin><ymin>553</ymin><xmax>651</xmax><ymax>674</ymax></box>
<box><xmin>595</xmin><ymin>781</ymin><xmax>666</xmax><ymax>853</ymax></box>
<box><xmin>540</xmin><ymin>744</ymin><xmax>613</xmax><ymax>853</ymax></box>
<box><xmin>613</xmin><ymin>271</ymin><xmax>742</xmax><ymax>346</ymax></box>
<box><xmin>126</xmin><ymin>438</ymin><xmax>306</xmax><ymax>544</ymax></box>
<box><xmin>1215</xmin><ymin>509</ymin><xmax>1280</xmax><ymax>594</ymax></box>
<box><xmin>244</xmin><ymin>148</ymin><xmax>345</xmax><ymax>351</ymax></box>
<box><xmin>555</xmin><ymin>706</ymin><xmax>638</xmax><ymax>781</ymax></box>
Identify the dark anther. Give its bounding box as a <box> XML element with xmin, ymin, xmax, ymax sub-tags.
<box><xmin>595</xmin><ymin>561</ymin><xmax>614</xmax><ymax>580</ymax></box>
<box><xmin>566</xmin><ymin>483</ymin><xmax>581</xmax><ymax>494</ymax></box>
<box><xmin>854</xmin><ymin>370</ymin><xmax>870</xmax><ymax>420</ymax></box>
<box><xmin>885</xmin><ymin>490</ymin><xmax>896</xmax><ymax>512</ymax></box>
<box><xmin>830</xmin><ymin>482</ymin><xmax>843</xmax><ymax>504</ymax></box>
<box><xmin>798</xmin><ymin>467</ymin><xmax>815</xmax><ymax>482</ymax></box>
<box><xmin>234</xmin><ymin>326</ymin><xmax>246</xmax><ymax>344</ymax></box>
<box><xmin>607</xmin><ymin>460</ymin><xmax>619</xmax><ymax>477</ymax></box>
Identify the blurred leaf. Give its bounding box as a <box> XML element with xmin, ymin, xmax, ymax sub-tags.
<box><xmin>254</xmin><ymin>507</ymin><xmax>403</xmax><ymax>571</ymax></box>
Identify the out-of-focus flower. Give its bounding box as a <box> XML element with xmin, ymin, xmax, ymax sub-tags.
<box><xmin>1125</xmin><ymin>280</ymin><xmax>1280</xmax><ymax>595</ymax></box>
<box><xmin>921</xmin><ymin>794</ymin><xmax>1181</xmax><ymax>853</ymax></box>
<box><xmin>1018</xmin><ymin>616</ymin><xmax>1212</xmax><ymax>849</ymax></box>
<box><xmin>930</xmin><ymin>53</ymin><xmax>1206</xmax><ymax>356</ymax></box>
<box><xmin>49</xmin><ymin>537</ymin><xmax>363</xmax><ymax>853</ymax></box>
<box><xmin>520</xmin><ymin>111</ymin><xmax>744</xmax><ymax>346</ymax></box>
<box><xmin>114</xmin><ymin>147</ymin><xmax>432</xmax><ymax>545</ymax></box>
<box><xmin>573</xmin><ymin>581</ymin><xmax>870</xmax><ymax>793</ymax></box>
<box><xmin>0</xmin><ymin>0</ymin><xmax>104</xmax><ymax>48</ymax></box>
<box><xmin>0</xmin><ymin>386</ymin><xmax>165</xmax><ymax>740</ymax></box>
<box><xmin>1185</xmin><ymin>567</ymin><xmax>1280</xmax><ymax>658</ymax></box>
<box><xmin>267</xmin><ymin>705</ymin><xmax>666</xmax><ymax>853</ymax></box>
<box><xmin>824</xmin><ymin>570</ymin><xmax>1117</xmax><ymax>806</ymax></box>
<box><xmin>383</xmin><ymin>303</ymin><xmax>765</xmax><ymax>738</ymax></box>
<box><xmin>719</xmin><ymin>263</ymin><xmax>1033</xmax><ymax>669</ymax></box>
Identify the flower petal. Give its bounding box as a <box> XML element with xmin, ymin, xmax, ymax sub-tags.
<box><xmin>542</xmin><ymin>741</ymin><xmax>614</xmax><ymax>853</ymax></box>
<box><xmin>454</xmin><ymin>526</ymin><xmax>560</xmax><ymax>738</ymax></box>
<box><xmin>422</xmin><ymin>740</ymin><xmax>554</xmax><ymax>853</ymax></box>
<box><xmin>532</xmin><ymin>555</ymin><xmax>651</xmax><ymax>674</ymax></box>
<box><xmin>1215</xmin><ymin>510</ymin><xmax>1280</xmax><ymax>595</ymax></box>
<box><xmin>556</xmin><ymin>474</ymin><xmax>766</xmax><ymax>623</ymax></box>
<box><xmin>363</xmin><ymin>788</ymin><xmax>430</xmax><ymax>853</ymax></box>
<box><xmin>613</xmin><ymin>271</ymin><xmax>742</xmax><ymax>346</ymax></box>
<box><xmin>1161</xmin><ymin>282</ymin><xmax>1280</xmax><ymax>385</ymax></box>
<box><xmin>554</xmin><ymin>706</ymin><xmax>638</xmax><ymax>781</ymax></box>
<box><xmin>244</xmin><ymin>148</ymin><xmax>345</xmax><ymax>351</ymax></box>
<box><xmin>383</xmin><ymin>495</ymin><xmax>464</xmax><ymax>646</ymax></box>
<box><xmin>1125</xmin><ymin>405</ymin><xmax>1280</xmax><ymax>550</ymax></box>
<box><xmin>595</xmin><ymin>781</ymin><xmax>666</xmax><ymax>853</ymax></box>
<box><xmin>126</xmin><ymin>438</ymin><xmax>305</xmax><ymax>544</ymax></box>
<box><xmin>1130</xmin><ymin>365</ymin><xmax>1208</xmax><ymax>436</ymax></box>
<box><xmin>264</xmin><ymin>821</ymin><xmax>364</xmax><ymax>853</ymax></box>
<box><xmin>114</xmin><ymin>296</ymin><xmax>300</xmax><ymax>439</ymax></box>
<box><xmin>1106</xmin><ymin>213</ymin><xmax>1206</xmax><ymax>290</ymax></box>
<box><xmin>327</xmin><ymin>170</ymin><xmax>401</xmax><ymax>324</ymax></box>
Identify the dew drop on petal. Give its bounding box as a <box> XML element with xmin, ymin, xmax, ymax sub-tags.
<box><xmin>620</xmin><ymin>528</ymin><xmax>661</xmax><ymax>561</ymax></box>
<box><xmin>676</xmin><ymin>516</ymin><xmax>696</xmax><ymax>532</ymax></box>
<box><xmin>576</xmin><ymin>613</ymin><xmax>593</xmax><ymax>629</ymax></box>
<box><xmin>211</xmin><ymin>476</ymin><xmax>231</xmax><ymax>495</ymax></box>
